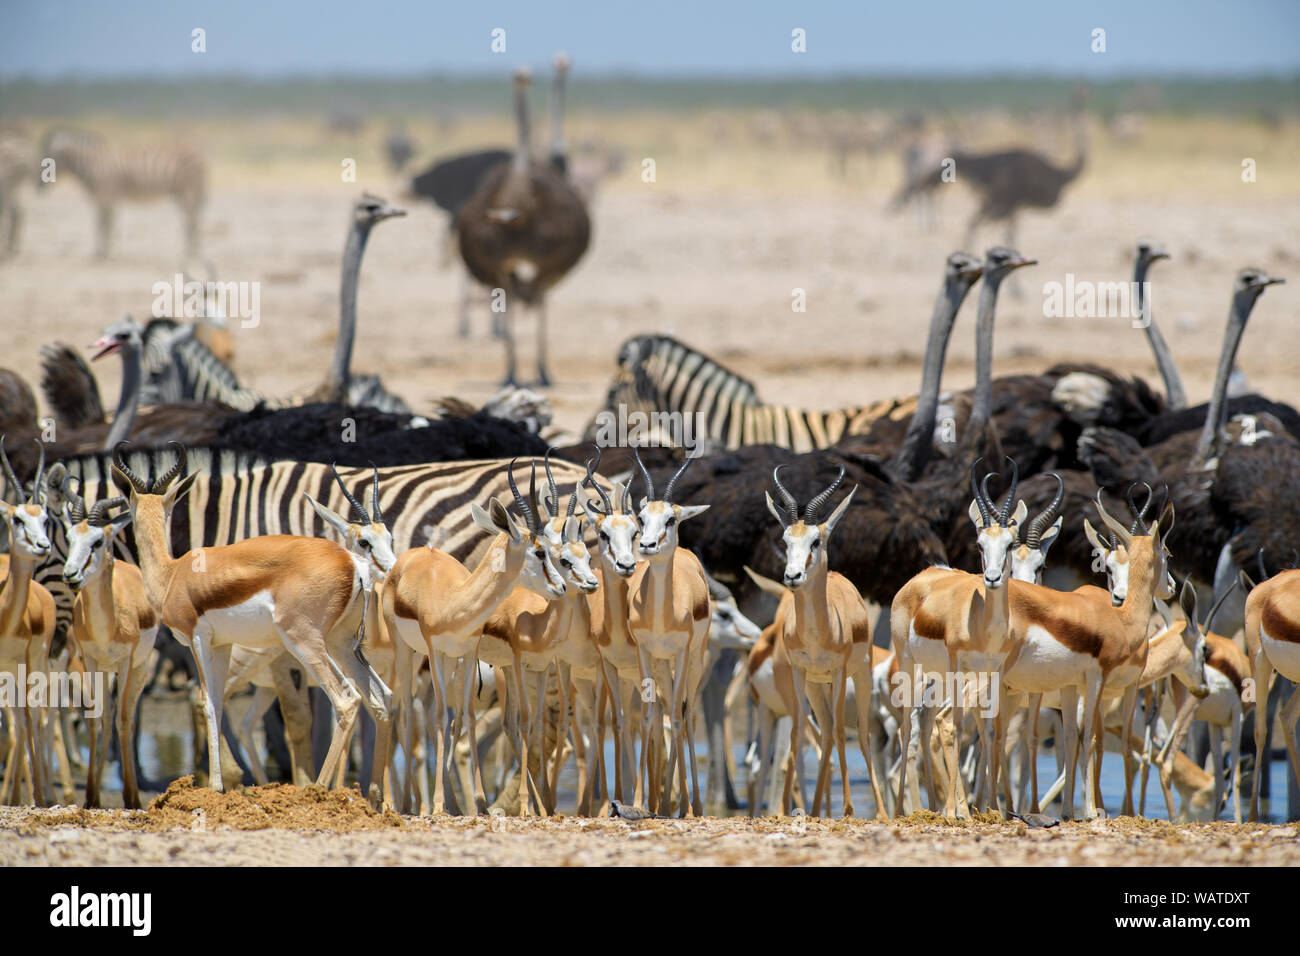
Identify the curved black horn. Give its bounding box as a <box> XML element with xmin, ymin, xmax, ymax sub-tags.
<box><xmin>1126</xmin><ymin>481</ymin><xmax>1153</xmax><ymax>534</ymax></box>
<box><xmin>506</xmin><ymin>458</ymin><xmax>535</xmax><ymax>533</ymax></box>
<box><xmin>369</xmin><ymin>462</ymin><xmax>384</xmax><ymax>526</ymax></box>
<box><xmin>663</xmin><ymin>452</ymin><xmax>695</xmax><ymax>506</ymax></box>
<box><xmin>63</xmin><ymin>475</ymin><xmax>87</xmax><ymax>523</ymax></box>
<box><xmin>151</xmin><ymin>442</ymin><xmax>187</xmax><ymax>494</ymax></box>
<box><xmin>803</xmin><ymin>463</ymin><xmax>846</xmax><ymax>523</ymax></box>
<box><xmin>632</xmin><ymin>446</ymin><xmax>655</xmax><ymax>501</ymax></box>
<box><xmin>772</xmin><ymin>465</ymin><xmax>798</xmax><ymax>523</ymax></box>
<box><xmin>583</xmin><ymin>447</ymin><xmax>613</xmax><ymax>516</ymax></box>
<box><xmin>998</xmin><ymin>455</ymin><xmax>1019</xmax><ymax>522</ymax></box>
<box><xmin>112</xmin><ymin>442</ymin><xmax>149</xmax><ymax>496</ymax></box>
<box><xmin>1026</xmin><ymin>473</ymin><xmax>1064</xmax><ymax>548</ymax></box>
<box><xmin>0</xmin><ymin>435</ymin><xmax>20</xmax><ymax>502</ymax></box>
<box><xmin>543</xmin><ymin>447</ymin><xmax>560</xmax><ymax>517</ymax></box>
<box><xmin>330</xmin><ymin>462</ymin><xmax>369</xmax><ymax>524</ymax></box>
<box><xmin>88</xmin><ymin>496</ymin><xmax>127</xmax><ymax>528</ymax></box>
<box><xmin>969</xmin><ymin>457</ymin><xmax>992</xmax><ymax>525</ymax></box>
<box><xmin>527</xmin><ymin>459</ymin><xmax>541</xmax><ymax>533</ymax></box>
<box><xmin>31</xmin><ymin>440</ymin><xmax>46</xmax><ymax>505</ymax></box>
<box><xmin>1203</xmin><ymin>579</ymin><xmax>1239</xmax><ymax>635</ymax></box>
<box><xmin>1257</xmin><ymin>548</ymin><xmax>1269</xmax><ymax>582</ymax></box>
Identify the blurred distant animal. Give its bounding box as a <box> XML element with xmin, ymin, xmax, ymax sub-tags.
<box><xmin>383</xmin><ymin>125</ymin><xmax>416</xmax><ymax>175</ymax></box>
<box><xmin>0</xmin><ymin>131</ymin><xmax>36</xmax><ymax>260</ymax></box>
<box><xmin>39</xmin><ymin>128</ymin><xmax>207</xmax><ymax>258</ymax></box>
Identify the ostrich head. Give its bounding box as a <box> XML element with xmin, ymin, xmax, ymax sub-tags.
<box><xmin>1010</xmin><ymin>473</ymin><xmax>1064</xmax><ymax>585</ymax></box>
<box><xmin>89</xmin><ymin>315</ymin><xmax>143</xmax><ymax>362</ymax></box>
<box><xmin>352</xmin><ymin>193</ymin><xmax>406</xmax><ymax>230</ymax></box>
<box><xmin>766</xmin><ymin>463</ymin><xmax>855</xmax><ymax>591</ymax></box>
<box><xmin>1232</xmin><ymin>267</ymin><xmax>1284</xmax><ymax>307</ymax></box>
<box><xmin>981</xmin><ymin>246</ymin><xmax>1037</xmax><ymax>288</ymax></box>
<box><xmin>1135</xmin><ymin>240</ymin><xmax>1169</xmax><ymax>270</ymax></box>
<box><xmin>966</xmin><ymin>457</ymin><xmax>1023</xmax><ymax>590</ymax></box>
<box><xmin>632</xmin><ymin>447</ymin><xmax>708</xmax><ymax>560</ymax></box>
<box><xmin>945</xmin><ymin>251</ymin><xmax>985</xmax><ymax>288</ymax></box>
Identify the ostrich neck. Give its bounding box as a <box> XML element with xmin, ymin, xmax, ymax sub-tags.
<box><xmin>549</xmin><ymin>73</ymin><xmax>567</xmax><ymax>165</ymax></box>
<box><xmin>966</xmin><ymin>279</ymin><xmax>1001</xmax><ymax>445</ymax></box>
<box><xmin>1192</xmin><ymin>294</ymin><xmax>1254</xmax><ymax>467</ymax></box>
<box><xmin>891</xmin><ymin>278</ymin><xmax>975</xmax><ymax>481</ymax></box>
<box><xmin>1135</xmin><ymin>259</ymin><xmax>1186</xmax><ymax>410</ymax></box>
<box><xmin>512</xmin><ymin>83</ymin><xmax>531</xmax><ymax>175</ymax></box>
<box><xmin>325</xmin><ymin>222</ymin><xmax>372</xmax><ymax>399</ymax></box>
<box><xmin>104</xmin><ymin>344</ymin><xmax>142</xmax><ymax>450</ymax></box>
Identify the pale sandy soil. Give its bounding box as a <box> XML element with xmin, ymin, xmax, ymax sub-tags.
<box><xmin>1</xmin><ymin>114</ymin><xmax>1296</xmax><ymax>440</ymax></box>
<box><xmin>2</xmin><ymin>781</ymin><xmax>1298</xmax><ymax>866</ymax></box>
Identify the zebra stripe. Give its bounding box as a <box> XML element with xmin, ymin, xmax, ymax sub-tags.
<box><xmin>40</xmin><ymin>448</ymin><xmax>602</xmax><ymax>639</ymax></box>
<box><xmin>592</xmin><ymin>334</ymin><xmax>920</xmax><ymax>453</ymax></box>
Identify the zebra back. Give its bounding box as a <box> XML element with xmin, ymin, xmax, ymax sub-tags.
<box><xmin>41</xmin><ymin>448</ymin><xmax>604</xmax><ymax>640</ymax></box>
<box><xmin>41</xmin><ymin>128</ymin><xmax>206</xmax><ymax>204</ymax></box>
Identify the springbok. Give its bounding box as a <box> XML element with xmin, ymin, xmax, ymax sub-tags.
<box><xmin>1241</xmin><ymin>565</ymin><xmax>1300</xmax><ymax>822</ymax></box>
<box><xmin>110</xmin><ymin>442</ymin><xmax>393</xmax><ymax>796</ymax></box>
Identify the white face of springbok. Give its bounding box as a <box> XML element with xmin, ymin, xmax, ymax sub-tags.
<box><xmin>305</xmin><ymin>466</ymin><xmax>397</xmax><ymax>583</ymax></box>
<box><xmin>632</xmin><ymin>452</ymin><xmax>708</xmax><ymax>562</ymax></box>
<box><xmin>707</xmin><ymin>577</ymin><xmax>762</xmax><ymax>650</ymax></box>
<box><xmin>965</xmin><ymin>462</ymin><xmax>1025</xmax><ymax>591</ymax></box>
<box><xmin>765</xmin><ymin>465</ymin><xmax>854</xmax><ymax>591</ymax></box>
<box><xmin>61</xmin><ymin>499</ymin><xmax>132</xmax><ymax>590</ymax></box>
<box><xmin>582</xmin><ymin>477</ymin><xmax>641</xmax><ymax>578</ymax></box>
<box><xmin>1010</xmin><ymin>516</ymin><xmax>1062</xmax><ymax>584</ymax></box>
<box><xmin>0</xmin><ymin>439</ymin><xmax>51</xmax><ymax>562</ymax></box>
<box><xmin>1085</xmin><ymin>508</ymin><xmax>1176</xmax><ymax>606</ymax></box>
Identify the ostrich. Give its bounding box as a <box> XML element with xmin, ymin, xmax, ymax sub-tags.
<box><xmin>411</xmin><ymin>54</ymin><xmax>574</xmax><ymax>340</ymax></box>
<box><xmin>642</xmin><ymin>247</ymin><xmax>1036</xmax><ymax>614</ymax></box>
<box><xmin>1133</xmin><ymin>240</ymin><xmax>1185</xmax><ymax>410</ymax></box>
<box><xmin>891</xmin><ymin>116</ymin><xmax>1086</xmax><ymax>252</ymax></box>
<box><xmin>457</xmin><ymin>68</ymin><xmax>591</xmax><ymax>387</ymax></box>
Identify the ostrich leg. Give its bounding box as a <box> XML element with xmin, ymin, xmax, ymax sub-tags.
<box><xmin>534</xmin><ymin>299</ymin><xmax>552</xmax><ymax>387</ymax></box>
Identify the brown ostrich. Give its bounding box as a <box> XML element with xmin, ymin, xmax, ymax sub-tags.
<box><xmin>457</xmin><ymin>68</ymin><xmax>591</xmax><ymax>386</ymax></box>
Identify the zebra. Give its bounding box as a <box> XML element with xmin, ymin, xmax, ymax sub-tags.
<box><xmin>39</xmin><ymin>446</ymin><xmax>604</xmax><ymax>641</ymax></box>
<box><xmin>587</xmin><ymin>334</ymin><xmax>917</xmax><ymax>454</ymax></box>
<box><xmin>0</xmin><ymin>131</ymin><xmax>35</xmax><ymax>260</ymax></box>
<box><xmin>39</xmin><ymin>128</ymin><xmax>206</xmax><ymax>259</ymax></box>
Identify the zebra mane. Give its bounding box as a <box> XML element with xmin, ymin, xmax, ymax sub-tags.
<box><xmin>57</xmin><ymin>444</ymin><xmax>270</xmax><ymax>495</ymax></box>
<box><xmin>620</xmin><ymin>334</ymin><xmax>762</xmax><ymax>405</ymax></box>
<box><xmin>141</xmin><ymin>317</ymin><xmax>257</xmax><ymax>409</ymax></box>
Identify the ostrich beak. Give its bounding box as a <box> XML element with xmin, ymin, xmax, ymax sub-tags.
<box><xmin>1010</xmin><ymin>257</ymin><xmax>1038</xmax><ymax>269</ymax></box>
<box><xmin>89</xmin><ymin>337</ymin><xmax>120</xmax><ymax>361</ymax></box>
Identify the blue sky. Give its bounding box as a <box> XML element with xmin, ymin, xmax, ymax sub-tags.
<box><xmin>3</xmin><ymin>0</ymin><xmax>1298</xmax><ymax>78</ymax></box>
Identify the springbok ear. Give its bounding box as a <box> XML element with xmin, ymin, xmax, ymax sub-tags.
<box><xmin>611</xmin><ymin>480</ymin><xmax>627</xmax><ymax>506</ymax></box>
<box><xmin>1157</xmin><ymin>502</ymin><xmax>1175</xmax><ymax>538</ymax></box>
<box><xmin>305</xmin><ymin>493</ymin><xmax>350</xmax><ymax>537</ymax></box>
<box><xmin>563</xmin><ymin>515</ymin><xmax>581</xmax><ymax>543</ymax></box>
<box><xmin>1011</xmin><ymin>500</ymin><xmax>1028</xmax><ymax>526</ymax></box>
<box><xmin>165</xmin><ymin>471</ymin><xmax>201</xmax><ymax>508</ymax></box>
<box><xmin>110</xmin><ymin>464</ymin><xmax>135</xmax><ymax>499</ymax></box>
<box><xmin>1038</xmin><ymin>516</ymin><xmax>1064</xmax><ymax>555</ymax></box>
<box><xmin>1238</xmin><ymin>569</ymin><xmax>1256</xmax><ymax>593</ymax></box>
<box><xmin>536</xmin><ymin>495</ymin><xmax>553</xmax><ymax>523</ymax></box>
<box><xmin>582</xmin><ymin>498</ymin><xmax>603</xmax><ymax>524</ymax></box>
<box><xmin>639</xmin><ymin>496</ymin><xmax>649</xmax><ymax>511</ymax></box>
<box><xmin>765</xmin><ymin>491</ymin><xmax>789</xmax><ymax>528</ymax></box>
<box><xmin>1178</xmin><ymin>579</ymin><xmax>1198</xmax><ymax>625</ymax></box>
<box><xmin>108</xmin><ymin>511</ymin><xmax>134</xmax><ymax>537</ymax></box>
<box><xmin>968</xmin><ymin>498</ymin><xmax>985</xmax><ymax>530</ymax></box>
<box><xmin>676</xmin><ymin>504</ymin><xmax>709</xmax><ymax>522</ymax></box>
<box><xmin>1083</xmin><ymin>518</ymin><xmax>1106</xmax><ymax>554</ymax></box>
<box><xmin>473</xmin><ymin>498</ymin><xmax>519</xmax><ymax>543</ymax></box>
<box><xmin>824</xmin><ymin>485</ymin><xmax>857</xmax><ymax>535</ymax></box>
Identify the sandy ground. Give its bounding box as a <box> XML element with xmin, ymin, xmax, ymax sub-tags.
<box><xmin>1</xmin><ymin>778</ymin><xmax>1298</xmax><ymax>866</ymax></box>
<box><xmin>1</xmin><ymin>113</ymin><xmax>1297</xmax><ymax>439</ymax></box>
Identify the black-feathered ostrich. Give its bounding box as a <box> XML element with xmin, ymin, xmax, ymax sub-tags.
<box><xmin>891</xmin><ymin>116</ymin><xmax>1086</xmax><ymax>252</ymax></box>
<box><xmin>457</xmin><ymin>67</ymin><xmax>590</xmax><ymax>387</ymax></box>
<box><xmin>410</xmin><ymin>55</ymin><xmax>572</xmax><ymax>339</ymax></box>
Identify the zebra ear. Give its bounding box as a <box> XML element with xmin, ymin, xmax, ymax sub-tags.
<box><xmin>305</xmin><ymin>493</ymin><xmax>350</xmax><ymax>537</ymax></box>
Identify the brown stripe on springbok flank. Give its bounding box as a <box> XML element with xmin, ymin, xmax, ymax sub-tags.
<box><xmin>911</xmin><ymin>602</ymin><xmax>950</xmax><ymax>643</ymax></box>
<box><xmin>1204</xmin><ymin>633</ymin><xmax>1248</xmax><ymax>699</ymax></box>
<box><xmin>1008</xmin><ymin>584</ymin><xmax>1105</xmax><ymax>657</ymax></box>
<box><xmin>1261</xmin><ymin>596</ymin><xmax>1300</xmax><ymax>646</ymax></box>
<box><xmin>747</xmin><ymin>627</ymin><xmax>777</xmax><ymax>677</ymax></box>
<box><xmin>692</xmin><ymin>587</ymin><xmax>710</xmax><ymax>624</ymax></box>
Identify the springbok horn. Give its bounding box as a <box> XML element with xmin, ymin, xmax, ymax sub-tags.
<box><xmin>583</xmin><ymin>448</ymin><xmax>613</xmax><ymax>516</ymax></box>
<box><xmin>543</xmin><ymin>447</ymin><xmax>560</xmax><ymax>517</ymax></box>
<box><xmin>1126</xmin><ymin>481</ymin><xmax>1154</xmax><ymax>534</ymax></box>
<box><xmin>1025</xmin><ymin>472</ymin><xmax>1064</xmax><ymax>549</ymax></box>
<box><xmin>772</xmin><ymin>465</ymin><xmax>798</xmax><ymax>524</ymax></box>
<box><xmin>970</xmin><ymin>457</ymin><xmax>992</xmax><ymax>526</ymax></box>
<box><xmin>999</xmin><ymin>457</ymin><xmax>1018</xmax><ymax>524</ymax></box>
<box><xmin>0</xmin><ymin>436</ymin><xmax>20</xmax><ymax>502</ymax></box>
<box><xmin>527</xmin><ymin>459</ymin><xmax>540</xmax><ymax>534</ymax></box>
<box><xmin>88</xmin><ymin>497</ymin><xmax>127</xmax><ymax>528</ymax></box>
<box><xmin>112</xmin><ymin>443</ymin><xmax>149</xmax><ymax>496</ymax></box>
<box><xmin>369</xmin><ymin>462</ymin><xmax>384</xmax><ymax>526</ymax></box>
<box><xmin>632</xmin><ymin>446</ymin><xmax>655</xmax><ymax>501</ymax></box>
<box><xmin>1095</xmin><ymin>490</ymin><xmax>1133</xmax><ymax>548</ymax></box>
<box><xmin>663</xmin><ymin>452</ymin><xmax>695</xmax><ymax>505</ymax></box>
<box><xmin>1257</xmin><ymin>548</ymin><xmax>1269</xmax><ymax>582</ymax></box>
<box><xmin>1203</xmin><ymin>579</ymin><xmax>1239</xmax><ymax>635</ymax></box>
<box><xmin>803</xmin><ymin>463</ymin><xmax>846</xmax><ymax>523</ymax></box>
<box><xmin>151</xmin><ymin>442</ymin><xmax>187</xmax><ymax>494</ymax></box>
<box><xmin>63</xmin><ymin>475</ymin><xmax>87</xmax><ymax>524</ymax></box>
<box><xmin>31</xmin><ymin>440</ymin><xmax>46</xmax><ymax>505</ymax></box>
<box><xmin>331</xmin><ymin>461</ymin><xmax>369</xmax><ymax>524</ymax></box>
<box><xmin>507</xmin><ymin>458</ymin><xmax>535</xmax><ymax>532</ymax></box>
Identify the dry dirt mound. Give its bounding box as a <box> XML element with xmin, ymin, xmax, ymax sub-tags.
<box><xmin>25</xmin><ymin>777</ymin><xmax>405</xmax><ymax>833</ymax></box>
